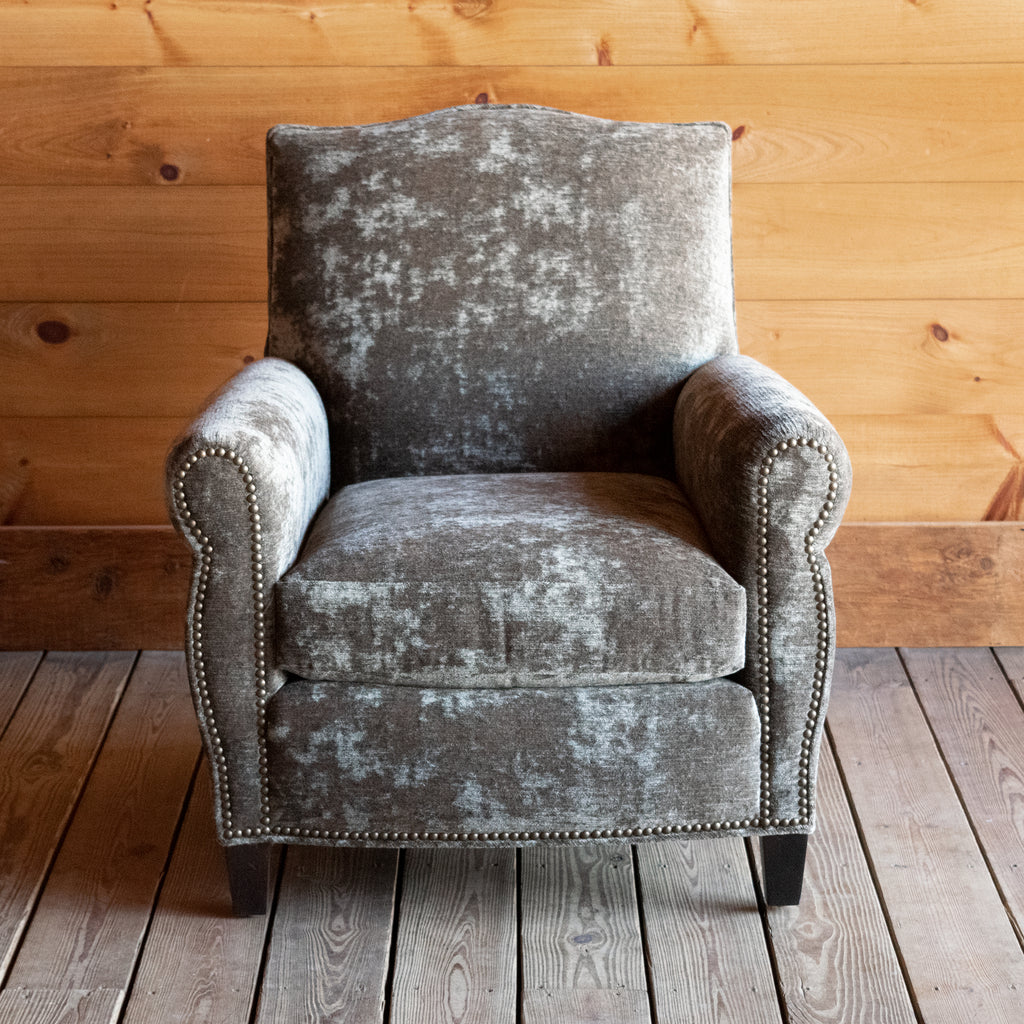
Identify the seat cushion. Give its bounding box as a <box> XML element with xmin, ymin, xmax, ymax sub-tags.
<box><xmin>275</xmin><ymin>472</ymin><xmax>746</xmax><ymax>686</ymax></box>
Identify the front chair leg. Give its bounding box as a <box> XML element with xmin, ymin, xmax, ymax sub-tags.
<box><xmin>225</xmin><ymin>844</ymin><xmax>270</xmax><ymax>917</ymax></box>
<box><xmin>761</xmin><ymin>834</ymin><xmax>808</xmax><ymax>906</ymax></box>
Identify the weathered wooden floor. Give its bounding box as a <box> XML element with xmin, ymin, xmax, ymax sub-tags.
<box><xmin>1</xmin><ymin>648</ymin><xmax>1023</xmax><ymax>1023</ymax></box>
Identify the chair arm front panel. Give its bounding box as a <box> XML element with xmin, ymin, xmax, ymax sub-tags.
<box><xmin>674</xmin><ymin>354</ymin><xmax>852</xmax><ymax>829</ymax></box>
<box><xmin>166</xmin><ymin>357</ymin><xmax>330</xmax><ymax>841</ymax></box>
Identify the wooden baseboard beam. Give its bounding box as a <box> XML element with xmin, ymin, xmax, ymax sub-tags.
<box><xmin>1</xmin><ymin>523</ymin><xmax>1021</xmax><ymax>650</ymax></box>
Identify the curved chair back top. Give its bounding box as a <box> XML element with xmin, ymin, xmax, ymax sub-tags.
<box><xmin>267</xmin><ymin>105</ymin><xmax>737</xmax><ymax>487</ymax></box>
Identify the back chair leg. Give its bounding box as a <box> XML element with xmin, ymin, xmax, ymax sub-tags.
<box><xmin>761</xmin><ymin>834</ymin><xmax>808</xmax><ymax>906</ymax></box>
<box><xmin>225</xmin><ymin>844</ymin><xmax>270</xmax><ymax>917</ymax></box>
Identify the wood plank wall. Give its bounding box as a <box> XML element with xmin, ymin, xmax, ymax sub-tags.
<box><xmin>0</xmin><ymin>1</ymin><xmax>1022</xmax><ymax>646</ymax></box>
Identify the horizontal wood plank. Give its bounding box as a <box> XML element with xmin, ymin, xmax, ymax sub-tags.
<box><xmin>6</xmin><ymin>300</ymin><xmax>1024</xmax><ymax>420</ymax></box>
<box><xmin>2</xmin><ymin>0</ymin><xmax>1023</xmax><ymax>67</ymax></box>
<box><xmin>4</xmin><ymin>183</ymin><xmax>1024</xmax><ymax>303</ymax></box>
<box><xmin>0</xmin><ymin>417</ymin><xmax>184</xmax><ymax>525</ymax></box>
<box><xmin>829</xmin><ymin>522</ymin><xmax>1024</xmax><ymax>647</ymax></box>
<box><xmin>3</xmin><ymin>65</ymin><xmax>1023</xmax><ymax>186</ymax></box>
<box><xmin>0</xmin><ymin>527</ymin><xmax>191</xmax><ymax>649</ymax></box>
<box><xmin>830</xmin><ymin>414</ymin><xmax>1024</xmax><ymax>522</ymax></box>
<box><xmin>738</xmin><ymin>300</ymin><xmax>1024</xmax><ymax>418</ymax></box>
<box><xmin>0</xmin><ymin>302</ymin><xmax>262</xmax><ymax>419</ymax></box>
<box><xmin>2</xmin><ymin>523</ymin><xmax>1023</xmax><ymax>650</ymax></box>
<box><xmin>4</xmin><ymin>411</ymin><xmax>1022</xmax><ymax>524</ymax></box>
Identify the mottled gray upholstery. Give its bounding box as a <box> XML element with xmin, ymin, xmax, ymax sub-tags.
<box><xmin>165</xmin><ymin>105</ymin><xmax>852</xmax><ymax>901</ymax></box>
<box><xmin>276</xmin><ymin>472</ymin><xmax>746</xmax><ymax>686</ymax></box>
<box><xmin>266</xmin><ymin>106</ymin><xmax>735</xmax><ymax>486</ymax></box>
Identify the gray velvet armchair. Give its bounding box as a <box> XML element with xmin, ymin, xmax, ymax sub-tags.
<box><xmin>166</xmin><ymin>104</ymin><xmax>851</xmax><ymax>916</ymax></box>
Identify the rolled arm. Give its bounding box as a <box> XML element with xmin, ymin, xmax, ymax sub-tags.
<box><xmin>674</xmin><ymin>354</ymin><xmax>852</xmax><ymax>830</ymax></box>
<box><xmin>166</xmin><ymin>357</ymin><xmax>330</xmax><ymax>842</ymax></box>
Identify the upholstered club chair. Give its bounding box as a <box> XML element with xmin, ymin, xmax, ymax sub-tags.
<box><xmin>166</xmin><ymin>105</ymin><xmax>851</xmax><ymax>916</ymax></box>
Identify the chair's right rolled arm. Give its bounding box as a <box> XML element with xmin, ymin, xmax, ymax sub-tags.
<box><xmin>674</xmin><ymin>354</ymin><xmax>852</xmax><ymax>831</ymax></box>
<box><xmin>166</xmin><ymin>357</ymin><xmax>330</xmax><ymax>842</ymax></box>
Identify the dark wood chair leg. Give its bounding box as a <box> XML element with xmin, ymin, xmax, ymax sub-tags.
<box><xmin>224</xmin><ymin>844</ymin><xmax>270</xmax><ymax>917</ymax></box>
<box><xmin>761</xmin><ymin>834</ymin><xmax>808</xmax><ymax>906</ymax></box>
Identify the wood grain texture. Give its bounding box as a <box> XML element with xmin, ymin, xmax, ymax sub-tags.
<box><xmin>898</xmin><ymin>648</ymin><xmax>1024</xmax><ymax>943</ymax></box>
<box><xmin>635</xmin><ymin>838</ymin><xmax>781</xmax><ymax>1024</ymax></box>
<box><xmin>0</xmin><ymin>652</ymin><xmax>134</xmax><ymax>979</ymax></box>
<box><xmin>5</xmin><ymin>411</ymin><xmax>1022</xmax><ymax>525</ymax></box>
<box><xmin>6</xmin><ymin>300</ymin><xmax>1024</xmax><ymax>420</ymax></box>
<box><xmin>255</xmin><ymin>846</ymin><xmax>399</xmax><ymax>1024</ymax></box>
<box><xmin>762</xmin><ymin>743</ymin><xmax>916</xmax><ymax>1024</ymax></box>
<box><xmin>828</xmin><ymin>648</ymin><xmax>1024</xmax><ymax>1021</ymax></box>
<box><xmin>4</xmin><ymin>183</ymin><xmax>1024</xmax><ymax>303</ymax></box>
<box><xmin>391</xmin><ymin>848</ymin><xmax>516</xmax><ymax>1024</ymax></box>
<box><xmin>3</xmin><ymin>65</ymin><xmax>1023</xmax><ymax>186</ymax></box>
<box><xmin>828</xmin><ymin>522</ymin><xmax>1024</xmax><ymax>647</ymax></box>
<box><xmin>0</xmin><ymin>418</ymin><xmax>185</xmax><ymax>524</ymax></box>
<box><xmin>0</xmin><ymin>652</ymin><xmax>41</xmax><ymax>734</ymax></box>
<box><xmin>520</xmin><ymin>845</ymin><xmax>648</xmax><ymax>1024</ymax></box>
<box><xmin>5</xmin><ymin>652</ymin><xmax>199</xmax><ymax>990</ymax></box>
<box><xmin>120</xmin><ymin>768</ymin><xmax>275</xmax><ymax>1024</ymax></box>
<box><xmin>0</xmin><ymin>302</ymin><xmax>262</xmax><ymax>418</ymax></box>
<box><xmin>994</xmin><ymin>648</ymin><xmax>1024</xmax><ymax>706</ymax></box>
<box><xmin>4</xmin><ymin>523</ymin><xmax>1023</xmax><ymax>650</ymax></box>
<box><xmin>830</xmin><ymin>414</ymin><xmax>1024</xmax><ymax>522</ymax></box>
<box><xmin>0</xmin><ymin>527</ymin><xmax>191</xmax><ymax>649</ymax></box>
<box><xmin>0</xmin><ymin>989</ymin><xmax>123</xmax><ymax>1024</ymax></box>
<box><xmin>738</xmin><ymin>300</ymin><xmax>1024</xmax><ymax>417</ymax></box>
<box><xmin>2</xmin><ymin>1</ymin><xmax>1023</xmax><ymax>67</ymax></box>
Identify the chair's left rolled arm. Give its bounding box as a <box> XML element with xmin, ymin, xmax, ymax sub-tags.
<box><xmin>166</xmin><ymin>357</ymin><xmax>330</xmax><ymax>841</ymax></box>
<box><xmin>674</xmin><ymin>354</ymin><xmax>852</xmax><ymax>832</ymax></box>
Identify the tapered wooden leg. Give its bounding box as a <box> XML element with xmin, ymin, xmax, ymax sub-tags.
<box><xmin>761</xmin><ymin>834</ymin><xmax>808</xmax><ymax>906</ymax></box>
<box><xmin>225</xmin><ymin>844</ymin><xmax>270</xmax><ymax>917</ymax></box>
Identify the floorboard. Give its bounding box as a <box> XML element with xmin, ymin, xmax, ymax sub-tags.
<box><xmin>520</xmin><ymin>845</ymin><xmax>649</xmax><ymax>1024</ymax></box>
<box><xmin>255</xmin><ymin>846</ymin><xmax>399</xmax><ymax>1024</ymax></box>
<box><xmin>760</xmin><ymin>742</ymin><xmax>917</xmax><ymax>1024</ymax></box>
<box><xmin>829</xmin><ymin>648</ymin><xmax>1024</xmax><ymax>1021</ymax></box>
<box><xmin>390</xmin><ymin>849</ymin><xmax>517</xmax><ymax>1024</ymax></box>
<box><xmin>636</xmin><ymin>838</ymin><xmax>781</xmax><ymax>1024</ymax></box>
<box><xmin>0</xmin><ymin>652</ymin><xmax>134</xmax><ymax>982</ymax></box>
<box><xmin>900</xmin><ymin>647</ymin><xmax>1024</xmax><ymax>945</ymax></box>
<box><xmin>0</xmin><ymin>647</ymin><xmax>1021</xmax><ymax>1024</ymax></box>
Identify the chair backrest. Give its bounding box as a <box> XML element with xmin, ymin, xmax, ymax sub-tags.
<box><xmin>266</xmin><ymin>105</ymin><xmax>737</xmax><ymax>487</ymax></box>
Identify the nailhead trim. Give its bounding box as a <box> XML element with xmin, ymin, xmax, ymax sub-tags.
<box><xmin>262</xmin><ymin>819</ymin><xmax>784</xmax><ymax>842</ymax></box>
<box><xmin>757</xmin><ymin>436</ymin><xmax>838</xmax><ymax>827</ymax></box>
<box><xmin>174</xmin><ymin>446</ymin><xmax>270</xmax><ymax>838</ymax></box>
<box><xmin>175</xmin><ymin>438</ymin><xmax>834</xmax><ymax>843</ymax></box>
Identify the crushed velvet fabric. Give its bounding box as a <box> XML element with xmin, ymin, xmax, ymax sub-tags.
<box><xmin>266</xmin><ymin>677</ymin><xmax>761</xmax><ymax>839</ymax></box>
<box><xmin>276</xmin><ymin>472</ymin><xmax>746</xmax><ymax>686</ymax></box>
<box><xmin>162</xmin><ymin>106</ymin><xmax>855</xmax><ymax>855</ymax></box>
<box><xmin>166</xmin><ymin>357</ymin><xmax>331</xmax><ymax>832</ymax></box>
<box><xmin>266</xmin><ymin>106</ymin><xmax>737</xmax><ymax>487</ymax></box>
<box><xmin>674</xmin><ymin>354</ymin><xmax>852</xmax><ymax>824</ymax></box>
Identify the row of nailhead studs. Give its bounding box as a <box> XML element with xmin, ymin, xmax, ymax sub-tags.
<box><xmin>173</xmin><ymin>446</ymin><xmax>271</xmax><ymax>838</ymax></box>
<box><xmin>757</xmin><ymin>436</ymin><xmax>838</xmax><ymax>827</ymax></box>
<box><xmin>265</xmin><ymin>821</ymin><xmax>763</xmax><ymax>841</ymax></box>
